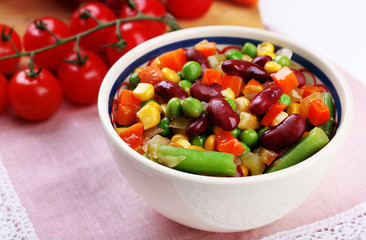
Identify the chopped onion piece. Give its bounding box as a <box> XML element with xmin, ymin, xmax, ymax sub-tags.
<box><xmin>158</xmin><ymin>155</ymin><xmax>185</xmax><ymax>168</ymax></box>
<box><xmin>143</xmin><ymin>135</ymin><xmax>170</xmax><ymax>152</ymax></box>
<box><xmin>275</xmin><ymin>47</ymin><xmax>293</xmax><ymax>59</ymax></box>
<box><xmin>170</xmin><ymin>117</ymin><xmax>192</xmax><ymax>129</ymax></box>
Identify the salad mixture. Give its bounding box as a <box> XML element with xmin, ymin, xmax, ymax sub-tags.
<box><xmin>111</xmin><ymin>39</ymin><xmax>335</xmax><ymax>177</ymax></box>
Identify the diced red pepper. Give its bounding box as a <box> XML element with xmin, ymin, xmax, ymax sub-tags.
<box><xmin>202</xmin><ymin>68</ymin><xmax>222</xmax><ymax>84</ymax></box>
<box><xmin>221</xmin><ymin>74</ymin><xmax>244</xmax><ymax>97</ymax></box>
<box><xmin>273</xmin><ymin>66</ymin><xmax>299</xmax><ymax>94</ymax></box>
<box><xmin>117</xmin><ymin>104</ymin><xmax>137</xmax><ymax>126</ymax></box>
<box><xmin>260</xmin><ymin>102</ymin><xmax>287</xmax><ymax>127</ymax></box>
<box><xmin>138</xmin><ymin>64</ymin><xmax>165</xmax><ymax>85</ymax></box>
<box><xmin>119</xmin><ymin>89</ymin><xmax>141</xmax><ymax>107</ymax></box>
<box><xmin>214</xmin><ymin>127</ymin><xmax>245</xmax><ymax>157</ymax></box>
<box><xmin>119</xmin><ymin>122</ymin><xmax>144</xmax><ymax>149</ymax></box>
<box><xmin>158</xmin><ymin>48</ymin><xmax>187</xmax><ymax>72</ymax></box>
<box><xmin>307</xmin><ymin>99</ymin><xmax>330</xmax><ymax>126</ymax></box>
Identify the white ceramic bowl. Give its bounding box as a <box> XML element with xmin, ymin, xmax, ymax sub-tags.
<box><xmin>98</xmin><ymin>26</ymin><xmax>353</xmax><ymax>232</ymax></box>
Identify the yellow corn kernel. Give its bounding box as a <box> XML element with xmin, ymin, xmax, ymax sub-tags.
<box><xmin>221</xmin><ymin>88</ymin><xmax>235</xmax><ymax>100</ymax></box>
<box><xmin>175</xmin><ymin>139</ymin><xmax>191</xmax><ymax>149</ymax></box>
<box><xmin>136</xmin><ymin>104</ymin><xmax>161</xmax><ymax>130</ymax></box>
<box><xmin>162</xmin><ymin>67</ymin><xmax>180</xmax><ymax>83</ymax></box>
<box><xmin>145</xmin><ymin>101</ymin><xmax>163</xmax><ymax>113</ymax></box>
<box><xmin>235</xmin><ymin>97</ymin><xmax>251</xmax><ymax>112</ymax></box>
<box><xmin>204</xmin><ymin>134</ymin><xmax>216</xmax><ymax>151</ymax></box>
<box><xmin>115</xmin><ymin>127</ymin><xmax>127</xmax><ymax>136</ymax></box>
<box><xmin>133</xmin><ymin>83</ymin><xmax>154</xmax><ymax>102</ymax></box>
<box><xmin>171</xmin><ymin>133</ymin><xmax>189</xmax><ymax>143</ymax></box>
<box><xmin>264</xmin><ymin>61</ymin><xmax>282</xmax><ymax>74</ymax></box>
<box><xmin>239</xmin><ymin>165</ymin><xmax>249</xmax><ymax>177</ymax></box>
<box><xmin>133</xmin><ymin>67</ymin><xmax>143</xmax><ymax>73</ymax></box>
<box><xmin>270</xmin><ymin>111</ymin><xmax>288</xmax><ymax>127</ymax></box>
<box><xmin>152</xmin><ymin>57</ymin><xmax>162</xmax><ymax>68</ymax></box>
<box><xmin>238</xmin><ymin>112</ymin><xmax>259</xmax><ymax>130</ymax></box>
<box><xmin>287</xmin><ymin>102</ymin><xmax>301</xmax><ymax>115</ymax></box>
<box><xmin>189</xmin><ymin>145</ymin><xmax>206</xmax><ymax>151</ymax></box>
<box><xmin>242</xmin><ymin>54</ymin><xmax>253</xmax><ymax>62</ymax></box>
<box><xmin>257</xmin><ymin>42</ymin><xmax>276</xmax><ymax>58</ymax></box>
<box><xmin>242</xmin><ymin>84</ymin><xmax>263</xmax><ymax>97</ymax></box>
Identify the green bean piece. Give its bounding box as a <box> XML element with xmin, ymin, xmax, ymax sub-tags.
<box><xmin>158</xmin><ymin>117</ymin><xmax>172</xmax><ymax>137</ymax></box>
<box><xmin>182</xmin><ymin>61</ymin><xmax>202</xmax><ymax>82</ymax></box>
<box><xmin>225</xmin><ymin>98</ymin><xmax>237</xmax><ymax>111</ymax></box>
<box><xmin>278</xmin><ymin>94</ymin><xmax>291</xmax><ymax>107</ymax></box>
<box><xmin>319</xmin><ymin>92</ymin><xmax>335</xmax><ymax>138</ymax></box>
<box><xmin>178</xmin><ymin>80</ymin><xmax>192</xmax><ymax>90</ymax></box>
<box><xmin>239</xmin><ymin>142</ymin><xmax>251</xmax><ymax>158</ymax></box>
<box><xmin>241</xmin><ymin>42</ymin><xmax>257</xmax><ymax>58</ymax></box>
<box><xmin>166</xmin><ymin>97</ymin><xmax>183</xmax><ymax>118</ymax></box>
<box><xmin>147</xmin><ymin>143</ymin><xmax>237</xmax><ymax>176</ymax></box>
<box><xmin>190</xmin><ymin>134</ymin><xmax>208</xmax><ymax>147</ymax></box>
<box><xmin>140</xmin><ymin>99</ymin><xmax>157</xmax><ymax>107</ymax></box>
<box><xmin>230</xmin><ymin>127</ymin><xmax>241</xmax><ymax>139</ymax></box>
<box><xmin>264</xmin><ymin>127</ymin><xmax>329</xmax><ymax>173</ymax></box>
<box><xmin>181</xmin><ymin>97</ymin><xmax>203</xmax><ymax>118</ymax></box>
<box><xmin>226</xmin><ymin>49</ymin><xmax>243</xmax><ymax>60</ymax></box>
<box><xmin>258</xmin><ymin>127</ymin><xmax>269</xmax><ymax>137</ymax></box>
<box><xmin>129</xmin><ymin>72</ymin><xmax>140</xmax><ymax>90</ymax></box>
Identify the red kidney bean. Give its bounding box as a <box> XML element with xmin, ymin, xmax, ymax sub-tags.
<box><xmin>251</xmin><ymin>55</ymin><xmax>272</xmax><ymax>67</ymax></box>
<box><xmin>207</xmin><ymin>97</ymin><xmax>239</xmax><ymax>131</ymax></box>
<box><xmin>291</xmin><ymin>69</ymin><xmax>306</xmax><ymax>87</ymax></box>
<box><xmin>221</xmin><ymin>59</ymin><xmax>269</xmax><ymax>82</ymax></box>
<box><xmin>186</xmin><ymin>48</ymin><xmax>210</xmax><ymax>73</ymax></box>
<box><xmin>190</xmin><ymin>82</ymin><xmax>222</xmax><ymax>102</ymax></box>
<box><xmin>260</xmin><ymin>114</ymin><xmax>306</xmax><ymax>150</ymax></box>
<box><xmin>185</xmin><ymin>114</ymin><xmax>210</xmax><ymax>137</ymax></box>
<box><xmin>250</xmin><ymin>85</ymin><xmax>283</xmax><ymax>115</ymax></box>
<box><xmin>154</xmin><ymin>80</ymin><xmax>187</xmax><ymax>100</ymax></box>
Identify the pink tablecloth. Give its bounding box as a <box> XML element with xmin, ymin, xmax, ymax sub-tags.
<box><xmin>0</xmin><ymin>68</ymin><xmax>364</xmax><ymax>239</ymax></box>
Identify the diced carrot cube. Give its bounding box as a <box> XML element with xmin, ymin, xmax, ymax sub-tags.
<box><xmin>202</xmin><ymin>69</ymin><xmax>222</xmax><ymax>84</ymax></box>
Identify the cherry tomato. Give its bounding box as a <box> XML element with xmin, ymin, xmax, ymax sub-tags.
<box><xmin>57</xmin><ymin>49</ymin><xmax>108</xmax><ymax>105</ymax></box>
<box><xmin>23</xmin><ymin>17</ymin><xmax>74</xmax><ymax>71</ymax></box>
<box><xmin>70</xmin><ymin>2</ymin><xmax>117</xmax><ymax>53</ymax></box>
<box><xmin>8</xmin><ymin>67</ymin><xmax>63</xmax><ymax>121</ymax></box>
<box><xmin>0</xmin><ymin>24</ymin><xmax>22</xmax><ymax>74</ymax></box>
<box><xmin>106</xmin><ymin>22</ymin><xmax>156</xmax><ymax>65</ymax></box>
<box><xmin>0</xmin><ymin>74</ymin><xmax>8</xmax><ymax>113</ymax></box>
<box><xmin>231</xmin><ymin>0</ymin><xmax>259</xmax><ymax>5</ymax></box>
<box><xmin>167</xmin><ymin>0</ymin><xmax>213</xmax><ymax>19</ymax></box>
<box><xmin>119</xmin><ymin>0</ymin><xmax>167</xmax><ymax>36</ymax></box>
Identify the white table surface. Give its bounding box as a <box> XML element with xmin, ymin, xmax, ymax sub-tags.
<box><xmin>258</xmin><ymin>0</ymin><xmax>366</xmax><ymax>85</ymax></box>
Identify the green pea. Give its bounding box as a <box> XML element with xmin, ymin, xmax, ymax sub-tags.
<box><xmin>225</xmin><ymin>98</ymin><xmax>237</xmax><ymax>112</ymax></box>
<box><xmin>166</xmin><ymin>97</ymin><xmax>183</xmax><ymax>118</ymax></box>
<box><xmin>278</xmin><ymin>94</ymin><xmax>291</xmax><ymax>107</ymax></box>
<box><xmin>274</xmin><ymin>55</ymin><xmax>291</xmax><ymax>67</ymax></box>
<box><xmin>239</xmin><ymin>142</ymin><xmax>251</xmax><ymax>157</ymax></box>
<box><xmin>190</xmin><ymin>134</ymin><xmax>208</xmax><ymax>147</ymax></box>
<box><xmin>128</xmin><ymin>72</ymin><xmax>140</xmax><ymax>90</ymax></box>
<box><xmin>239</xmin><ymin>129</ymin><xmax>259</xmax><ymax>147</ymax></box>
<box><xmin>178</xmin><ymin>80</ymin><xmax>192</xmax><ymax>90</ymax></box>
<box><xmin>226</xmin><ymin>49</ymin><xmax>243</xmax><ymax>60</ymax></box>
<box><xmin>258</xmin><ymin>127</ymin><xmax>269</xmax><ymax>138</ymax></box>
<box><xmin>241</xmin><ymin>42</ymin><xmax>257</xmax><ymax>58</ymax></box>
<box><xmin>181</xmin><ymin>97</ymin><xmax>203</xmax><ymax>118</ymax></box>
<box><xmin>182</xmin><ymin>61</ymin><xmax>202</xmax><ymax>82</ymax></box>
<box><xmin>158</xmin><ymin>117</ymin><xmax>172</xmax><ymax>137</ymax></box>
<box><xmin>230</xmin><ymin>127</ymin><xmax>241</xmax><ymax>139</ymax></box>
<box><xmin>140</xmin><ymin>99</ymin><xmax>157</xmax><ymax>107</ymax></box>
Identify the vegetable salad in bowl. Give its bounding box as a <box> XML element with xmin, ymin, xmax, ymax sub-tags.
<box><xmin>110</xmin><ymin>38</ymin><xmax>336</xmax><ymax>177</ymax></box>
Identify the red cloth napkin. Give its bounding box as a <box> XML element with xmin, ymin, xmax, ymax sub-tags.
<box><xmin>0</xmin><ymin>68</ymin><xmax>364</xmax><ymax>239</ymax></box>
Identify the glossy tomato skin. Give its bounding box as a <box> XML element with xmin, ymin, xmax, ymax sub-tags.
<box><xmin>0</xmin><ymin>74</ymin><xmax>8</xmax><ymax>113</ymax></box>
<box><xmin>106</xmin><ymin>22</ymin><xmax>156</xmax><ymax>65</ymax></box>
<box><xmin>8</xmin><ymin>67</ymin><xmax>63</xmax><ymax>121</ymax></box>
<box><xmin>23</xmin><ymin>17</ymin><xmax>74</xmax><ymax>71</ymax></box>
<box><xmin>167</xmin><ymin>0</ymin><xmax>213</xmax><ymax>19</ymax></box>
<box><xmin>119</xmin><ymin>0</ymin><xmax>167</xmax><ymax>36</ymax></box>
<box><xmin>0</xmin><ymin>24</ymin><xmax>22</xmax><ymax>74</ymax></box>
<box><xmin>231</xmin><ymin>0</ymin><xmax>259</xmax><ymax>5</ymax></box>
<box><xmin>57</xmin><ymin>49</ymin><xmax>108</xmax><ymax>105</ymax></box>
<box><xmin>70</xmin><ymin>3</ymin><xmax>117</xmax><ymax>53</ymax></box>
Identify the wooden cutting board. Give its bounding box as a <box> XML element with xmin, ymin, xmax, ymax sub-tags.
<box><xmin>0</xmin><ymin>0</ymin><xmax>263</xmax><ymax>36</ymax></box>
